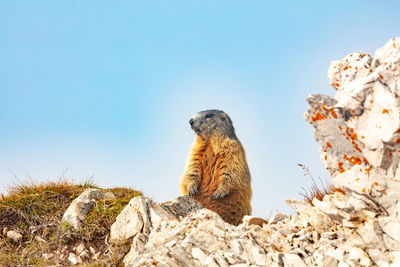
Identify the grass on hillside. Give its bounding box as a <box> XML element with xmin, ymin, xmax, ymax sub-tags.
<box><xmin>0</xmin><ymin>179</ymin><xmax>142</xmax><ymax>266</ymax></box>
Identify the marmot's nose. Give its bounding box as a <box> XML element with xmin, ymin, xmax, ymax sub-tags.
<box><xmin>189</xmin><ymin>118</ymin><xmax>194</xmax><ymax>125</ymax></box>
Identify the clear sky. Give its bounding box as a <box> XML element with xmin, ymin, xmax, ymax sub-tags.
<box><xmin>1</xmin><ymin>1</ymin><xmax>400</xmax><ymax>217</ymax></box>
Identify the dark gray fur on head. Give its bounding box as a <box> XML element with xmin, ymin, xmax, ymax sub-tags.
<box><xmin>189</xmin><ymin>109</ymin><xmax>236</xmax><ymax>139</ymax></box>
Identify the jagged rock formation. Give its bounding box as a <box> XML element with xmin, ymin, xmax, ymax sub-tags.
<box><xmin>110</xmin><ymin>38</ymin><xmax>400</xmax><ymax>266</ymax></box>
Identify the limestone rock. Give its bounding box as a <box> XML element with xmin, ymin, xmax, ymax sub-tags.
<box><xmin>6</xmin><ymin>230</ymin><xmax>22</xmax><ymax>242</ymax></box>
<box><xmin>109</xmin><ymin>38</ymin><xmax>400</xmax><ymax>267</ymax></box>
<box><xmin>68</xmin><ymin>252</ymin><xmax>81</xmax><ymax>265</ymax></box>
<box><xmin>62</xmin><ymin>188</ymin><xmax>104</xmax><ymax>230</ymax></box>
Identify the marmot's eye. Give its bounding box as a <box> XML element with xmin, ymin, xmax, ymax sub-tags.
<box><xmin>205</xmin><ymin>114</ymin><xmax>214</xmax><ymax>119</ymax></box>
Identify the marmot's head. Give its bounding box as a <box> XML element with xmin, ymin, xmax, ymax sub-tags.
<box><xmin>189</xmin><ymin>110</ymin><xmax>236</xmax><ymax>139</ymax></box>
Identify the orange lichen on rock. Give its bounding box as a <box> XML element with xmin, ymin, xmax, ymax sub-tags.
<box><xmin>338</xmin><ymin>126</ymin><xmax>342</xmax><ymax>131</ymax></box>
<box><xmin>361</xmin><ymin>188</ymin><xmax>366</xmax><ymax>193</ymax></box>
<box><xmin>329</xmin><ymin>108</ymin><xmax>338</xmax><ymax>119</ymax></box>
<box><xmin>361</xmin><ymin>135</ymin><xmax>365</xmax><ymax>139</ymax></box>
<box><xmin>355</xmin><ymin>178</ymin><xmax>360</xmax><ymax>181</ymax></box>
<box><xmin>396</xmin><ymin>138</ymin><xmax>400</xmax><ymax>144</ymax></box>
<box><xmin>379</xmin><ymin>74</ymin><xmax>384</xmax><ymax>79</ymax></box>
<box><xmin>338</xmin><ymin>161</ymin><xmax>345</xmax><ymax>173</ymax></box>
<box><xmin>326</xmin><ymin>142</ymin><xmax>332</xmax><ymax>148</ymax></box>
<box><xmin>382</xmin><ymin>108</ymin><xmax>390</xmax><ymax>114</ymax></box>
<box><xmin>394</xmin><ymin>42</ymin><xmax>397</xmax><ymax>48</ymax></box>
<box><xmin>373</xmin><ymin>182</ymin><xmax>379</xmax><ymax>186</ymax></box>
<box><xmin>335</xmin><ymin>188</ymin><xmax>346</xmax><ymax>195</ymax></box>
<box><xmin>311</xmin><ymin>112</ymin><xmax>327</xmax><ymax>122</ymax></box>
<box><xmin>324</xmin><ymin>155</ymin><xmax>327</xmax><ymax>160</ymax></box>
<box><xmin>343</xmin><ymin>154</ymin><xmax>362</xmax><ymax>165</ymax></box>
<box><xmin>362</xmin><ymin>157</ymin><xmax>372</xmax><ymax>175</ymax></box>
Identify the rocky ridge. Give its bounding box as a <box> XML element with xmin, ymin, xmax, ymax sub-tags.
<box><xmin>107</xmin><ymin>38</ymin><xmax>400</xmax><ymax>266</ymax></box>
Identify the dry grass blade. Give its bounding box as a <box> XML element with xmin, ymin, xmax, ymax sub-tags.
<box><xmin>298</xmin><ymin>164</ymin><xmax>345</xmax><ymax>205</ymax></box>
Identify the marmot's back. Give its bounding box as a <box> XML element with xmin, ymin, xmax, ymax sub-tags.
<box><xmin>180</xmin><ymin>110</ymin><xmax>252</xmax><ymax>225</ymax></box>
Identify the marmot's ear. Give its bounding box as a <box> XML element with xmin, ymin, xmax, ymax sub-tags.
<box><xmin>222</xmin><ymin>113</ymin><xmax>228</xmax><ymax>120</ymax></box>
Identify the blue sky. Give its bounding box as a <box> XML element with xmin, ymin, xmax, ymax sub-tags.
<box><xmin>1</xmin><ymin>1</ymin><xmax>400</xmax><ymax>216</ymax></box>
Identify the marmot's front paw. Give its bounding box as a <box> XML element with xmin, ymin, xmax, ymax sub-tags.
<box><xmin>211</xmin><ymin>188</ymin><xmax>229</xmax><ymax>200</ymax></box>
<box><xmin>187</xmin><ymin>183</ymin><xmax>199</xmax><ymax>196</ymax></box>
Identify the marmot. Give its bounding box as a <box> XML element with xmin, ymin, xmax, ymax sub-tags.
<box><xmin>180</xmin><ymin>109</ymin><xmax>252</xmax><ymax>225</ymax></box>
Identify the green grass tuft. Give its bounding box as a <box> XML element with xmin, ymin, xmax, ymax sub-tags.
<box><xmin>0</xmin><ymin>179</ymin><xmax>142</xmax><ymax>266</ymax></box>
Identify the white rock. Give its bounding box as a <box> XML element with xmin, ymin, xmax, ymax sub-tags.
<box><xmin>110</xmin><ymin>196</ymin><xmax>145</xmax><ymax>243</ymax></box>
<box><xmin>282</xmin><ymin>253</ymin><xmax>307</xmax><ymax>267</ymax></box>
<box><xmin>192</xmin><ymin>247</ymin><xmax>213</xmax><ymax>264</ymax></box>
<box><xmin>348</xmin><ymin>247</ymin><xmax>372</xmax><ymax>266</ymax></box>
<box><xmin>89</xmin><ymin>246</ymin><xmax>96</xmax><ymax>254</ymax></box>
<box><xmin>6</xmin><ymin>230</ymin><xmax>22</xmax><ymax>242</ymax></box>
<box><xmin>68</xmin><ymin>252</ymin><xmax>81</xmax><ymax>265</ymax></box>
<box><xmin>79</xmin><ymin>249</ymin><xmax>90</xmax><ymax>259</ymax></box>
<box><xmin>368</xmin><ymin>248</ymin><xmax>390</xmax><ymax>266</ymax></box>
<box><xmin>75</xmin><ymin>242</ymin><xmax>85</xmax><ymax>254</ymax></box>
<box><xmin>43</xmin><ymin>253</ymin><xmax>54</xmax><ymax>260</ymax></box>
<box><xmin>62</xmin><ymin>188</ymin><xmax>104</xmax><ymax>230</ymax></box>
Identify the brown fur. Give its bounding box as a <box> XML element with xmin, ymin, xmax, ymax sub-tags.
<box><xmin>181</xmin><ymin>131</ymin><xmax>252</xmax><ymax>226</ymax></box>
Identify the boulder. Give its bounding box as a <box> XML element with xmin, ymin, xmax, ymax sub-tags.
<box><xmin>62</xmin><ymin>188</ymin><xmax>104</xmax><ymax>230</ymax></box>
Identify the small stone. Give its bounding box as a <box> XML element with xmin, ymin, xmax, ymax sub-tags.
<box><xmin>2</xmin><ymin>227</ymin><xmax>8</xmax><ymax>235</ymax></box>
<box><xmin>79</xmin><ymin>249</ymin><xmax>90</xmax><ymax>259</ymax></box>
<box><xmin>68</xmin><ymin>253</ymin><xmax>79</xmax><ymax>265</ymax></box>
<box><xmin>368</xmin><ymin>248</ymin><xmax>390</xmax><ymax>266</ymax></box>
<box><xmin>68</xmin><ymin>252</ymin><xmax>82</xmax><ymax>265</ymax></box>
<box><xmin>7</xmin><ymin>230</ymin><xmax>22</xmax><ymax>242</ymax></box>
<box><xmin>192</xmin><ymin>247</ymin><xmax>209</xmax><ymax>262</ymax></box>
<box><xmin>348</xmin><ymin>247</ymin><xmax>371</xmax><ymax>266</ymax></box>
<box><xmin>282</xmin><ymin>253</ymin><xmax>307</xmax><ymax>267</ymax></box>
<box><xmin>89</xmin><ymin>246</ymin><xmax>96</xmax><ymax>254</ymax></box>
<box><xmin>75</xmin><ymin>243</ymin><xmax>85</xmax><ymax>254</ymax></box>
<box><xmin>43</xmin><ymin>253</ymin><xmax>54</xmax><ymax>260</ymax></box>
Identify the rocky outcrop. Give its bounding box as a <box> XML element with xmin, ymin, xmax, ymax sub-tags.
<box><xmin>110</xmin><ymin>38</ymin><xmax>400</xmax><ymax>266</ymax></box>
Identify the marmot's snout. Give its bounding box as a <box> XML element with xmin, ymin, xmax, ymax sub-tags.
<box><xmin>189</xmin><ymin>114</ymin><xmax>201</xmax><ymax>134</ymax></box>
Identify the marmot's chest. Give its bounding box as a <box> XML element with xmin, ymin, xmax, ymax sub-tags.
<box><xmin>199</xmin><ymin>145</ymin><xmax>220</xmax><ymax>193</ymax></box>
